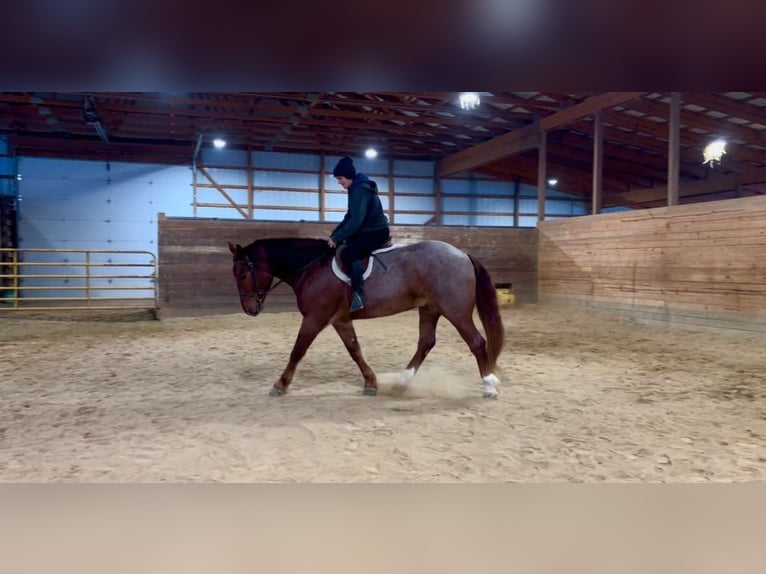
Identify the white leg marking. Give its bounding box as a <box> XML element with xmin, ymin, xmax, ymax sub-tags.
<box><xmin>482</xmin><ymin>373</ymin><xmax>499</xmax><ymax>399</ymax></box>
<box><xmin>399</xmin><ymin>367</ymin><xmax>416</xmax><ymax>385</ymax></box>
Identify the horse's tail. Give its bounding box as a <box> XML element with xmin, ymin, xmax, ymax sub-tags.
<box><xmin>467</xmin><ymin>253</ymin><xmax>505</xmax><ymax>371</ymax></box>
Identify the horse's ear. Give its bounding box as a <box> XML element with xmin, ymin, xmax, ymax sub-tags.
<box><xmin>227</xmin><ymin>241</ymin><xmax>236</xmax><ymax>254</ymax></box>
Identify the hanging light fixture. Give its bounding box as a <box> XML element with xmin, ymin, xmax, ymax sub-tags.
<box><xmin>212</xmin><ymin>137</ymin><xmax>227</xmax><ymax>149</ymax></box>
<box><xmin>702</xmin><ymin>138</ymin><xmax>726</xmax><ymax>167</ymax></box>
<box><xmin>364</xmin><ymin>147</ymin><xmax>378</xmax><ymax>159</ymax></box>
<box><xmin>459</xmin><ymin>92</ymin><xmax>481</xmax><ymax>110</ymax></box>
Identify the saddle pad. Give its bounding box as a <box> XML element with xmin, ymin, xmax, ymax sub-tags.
<box><xmin>331</xmin><ymin>244</ymin><xmax>399</xmax><ymax>285</ymax></box>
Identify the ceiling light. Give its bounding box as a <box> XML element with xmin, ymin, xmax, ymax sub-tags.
<box><xmin>212</xmin><ymin>138</ymin><xmax>226</xmax><ymax>149</ymax></box>
<box><xmin>702</xmin><ymin>138</ymin><xmax>726</xmax><ymax>167</ymax></box>
<box><xmin>459</xmin><ymin>92</ymin><xmax>481</xmax><ymax>110</ymax></box>
<box><xmin>547</xmin><ymin>178</ymin><xmax>558</xmax><ymax>186</ymax></box>
<box><xmin>365</xmin><ymin>147</ymin><xmax>378</xmax><ymax>159</ymax></box>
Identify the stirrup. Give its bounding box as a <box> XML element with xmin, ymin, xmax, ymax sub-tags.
<box><xmin>349</xmin><ymin>293</ymin><xmax>364</xmax><ymax>312</ymax></box>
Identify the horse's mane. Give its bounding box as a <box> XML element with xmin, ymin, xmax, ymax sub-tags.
<box><xmin>244</xmin><ymin>237</ymin><xmax>333</xmax><ymax>279</ymax></box>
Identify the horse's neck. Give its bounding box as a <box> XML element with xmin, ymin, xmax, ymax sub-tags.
<box><xmin>257</xmin><ymin>239</ymin><xmax>326</xmax><ymax>284</ymax></box>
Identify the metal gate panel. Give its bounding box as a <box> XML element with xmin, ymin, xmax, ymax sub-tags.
<box><xmin>0</xmin><ymin>248</ymin><xmax>157</xmax><ymax>311</ymax></box>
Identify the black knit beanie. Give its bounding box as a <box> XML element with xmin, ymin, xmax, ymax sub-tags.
<box><xmin>332</xmin><ymin>156</ymin><xmax>356</xmax><ymax>179</ymax></box>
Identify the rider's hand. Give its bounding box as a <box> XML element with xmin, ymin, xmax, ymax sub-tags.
<box><xmin>327</xmin><ymin>237</ymin><xmax>337</xmax><ymax>248</ymax></box>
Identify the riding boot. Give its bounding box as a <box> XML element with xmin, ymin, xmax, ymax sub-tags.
<box><xmin>349</xmin><ymin>259</ymin><xmax>364</xmax><ymax>312</ymax></box>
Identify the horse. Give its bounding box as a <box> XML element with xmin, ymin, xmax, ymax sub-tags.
<box><xmin>227</xmin><ymin>237</ymin><xmax>505</xmax><ymax>398</ymax></box>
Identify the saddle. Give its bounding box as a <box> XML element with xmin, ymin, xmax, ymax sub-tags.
<box><xmin>331</xmin><ymin>240</ymin><xmax>396</xmax><ymax>285</ymax></box>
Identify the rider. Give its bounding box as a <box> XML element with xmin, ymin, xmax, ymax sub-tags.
<box><xmin>327</xmin><ymin>156</ymin><xmax>390</xmax><ymax>312</ymax></box>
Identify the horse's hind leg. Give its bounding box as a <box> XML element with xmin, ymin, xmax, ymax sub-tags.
<box><xmin>332</xmin><ymin>318</ymin><xmax>378</xmax><ymax>396</ymax></box>
<box><xmin>400</xmin><ymin>306</ymin><xmax>440</xmax><ymax>386</ymax></box>
<box><xmin>445</xmin><ymin>312</ymin><xmax>499</xmax><ymax>399</ymax></box>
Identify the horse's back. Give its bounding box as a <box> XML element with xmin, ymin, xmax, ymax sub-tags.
<box><xmin>376</xmin><ymin>239</ymin><xmax>474</xmax><ymax>284</ymax></box>
<box><xmin>381</xmin><ymin>239</ymin><xmax>468</xmax><ymax>261</ymax></box>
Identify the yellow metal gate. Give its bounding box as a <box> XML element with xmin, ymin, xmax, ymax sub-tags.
<box><xmin>0</xmin><ymin>248</ymin><xmax>157</xmax><ymax>311</ymax></box>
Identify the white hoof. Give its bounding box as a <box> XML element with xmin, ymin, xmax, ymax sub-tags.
<box><xmin>482</xmin><ymin>373</ymin><xmax>499</xmax><ymax>399</ymax></box>
<box><xmin>399</xmin><ymin>367</ymin><xmax>416</xmax><ymax>385</ymax></box>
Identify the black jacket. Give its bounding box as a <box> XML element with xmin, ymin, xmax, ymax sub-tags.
<box><xmin>330</xmin><ymin>173</ymin><xmax>389</xmax><ymax>244</ymax></box>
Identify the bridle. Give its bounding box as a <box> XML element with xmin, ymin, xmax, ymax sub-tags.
<box><xmin>235</xmin><ymin>255</ymin><xmax>284</xmax><ymax>304</ymax></box>
<box><xmin>235</xmin><ymin>249</ymin><xmax>328</xmax><ymax>305</ymax></box>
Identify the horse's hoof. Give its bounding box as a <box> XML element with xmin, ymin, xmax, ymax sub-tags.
<box><xmin>363</xmin><ymin>387</ymin><xmax>378</xmax><ymax>396</ymax></box>
<box><xmin>399</xmin><ymin>367</ymin><xmax>416</xmax><ymax>385</ymax></box>
<box><xmin>482</xmin><ymin>374</ymin><xmax>499</xmax><ymax>399</ymax></box>
<box><xmin>269</xmin><ymin>387</ymin><xmax>285</xmax><ymax>397</ymax></box>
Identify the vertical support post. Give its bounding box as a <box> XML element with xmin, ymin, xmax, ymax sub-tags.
<box><xmin>668</xmin><ymin>91</ymin><xmax>681</xmax><ymax>206</ymax></box>
<box><xmin>592</xmin><ymin>110</ymin><xmax>603</xmax><ymax>215</ymax></box>
<box><xmin>247</xmin><ymin>147</ymin><xmax>254</xmax><ymax>220</ymax></box>
<box><xmin>319</xmin><ymin>153</ymin><xmax>326</xmax><ymax>222</ymax></box>
<box><xmin>12</xmin><ymin>248</ymin><xmax>18</xmax><ymax>308</ymax></box>
<box><xmin>192</xmin><ymin>166</ymin><xmax>198</xmax><ymax>217</ymax></box>
<box><xmin>513</xmin><ymin>177</ymin><xmax>520</xmax><ymax>227</ymax></box>
<box><xmin>151</xmin><ymin>252</ymin><xmax>158</xmax><ymax>312</ymax></box>
<box><xmin>433</xmin><ymin>162</ymin><xmax>442</xmax><ymax>225</ymax></box>
<box><xmin>192</xmin><ymin>133</ymin><xmax>202</xmax><ymax>217</ymax></box>
<box><xmin>85</xmin><ymin>250</ymin><xmax>91</xmax><ymax>307</ymax></box>
<box><xmin>537</xmin><ymin>131</ymin><xmax>547</xmax><ymax>223</ymax></box>
<box><xmin>387</xmin><ymin>157</ymin><xmax>395</xmax><ymax>224</ymax></box>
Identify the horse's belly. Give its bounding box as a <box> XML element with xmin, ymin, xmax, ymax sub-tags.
<box><xmin>355</xmin><ymin>283</ymin><xmax>423</xmax><ymax>319</ymax></box>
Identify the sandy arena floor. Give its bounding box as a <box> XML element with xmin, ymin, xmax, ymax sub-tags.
<box><xmin>1</xmin><ymin>304</ymin><xmax>764</xmax><ymax>482</ymax></box>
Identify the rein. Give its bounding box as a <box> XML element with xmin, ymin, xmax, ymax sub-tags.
<box><xmin>238</xmin><ymin>249</ymin><xmax>329</xmax><ymax>299</ymax></box>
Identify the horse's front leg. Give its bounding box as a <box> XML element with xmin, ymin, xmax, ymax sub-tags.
<box><xmin>332</xmin><ymin>318</ymin><xmax>378</xmax><ymax>396</ymax></box>
<box><xmin>270</xmin><ymin>316</ymin><xmax>326</xmax><ymax>396</ymax></box>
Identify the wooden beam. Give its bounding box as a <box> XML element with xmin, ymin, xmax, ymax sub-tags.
<box><xmin>388</xmin><ymin>157</ymin><xmax>395</xmax><ymax>224</ymax></box>
<box><xmin>598</xmin><ymin>109</ymin><xmax>764</xmax><ymax>167</ymax></box>
<box><xmin>433</xmin><ymin>162</ymin><xmax>442</xmax><ymax>225</ymax></box>
<box><xmin>192</xmin><ymin>166</ymin><xmax>198</xmax><ymax>217</ymax></box>
<box><xmin>247</xmin><ymin>148</ymin><xmax>254</xmax><ymax>220</ymax></box>
<box><xmin>566</xmin><ymin>120</ymin><xmax>711</xmax><ymax>179</ymax></box>
<box><xmin>436</xmin><ymin>121</ymin><xmax>540</xmax><ymax>178</ymax></box>
<box><xmin>436</xmin><ymin>92</ymin><xmax>648</xmax><ymax>178</ymax></box>
<box><xmin>537</xmin><ymin>132</ymin><xmax>547</xmax><ymax>222</ymax></box>
<box><xmin>680</xmin><ymin>93</ymin><xmax>766</xmax><ymax>127</ymax></box>
<box><xmin>614</xmin><ymin>166</ymin><xmax>766</xmax><ymax>206</ymax></box>
<box><xmin>617</xmin><ymin>96</ymin><xmax>766</xmax><ymax>148</ymax></box>
<box><xmin>197</xmin><ymin>167</ymin><xmax>249</xmax><ymax>219</ymax></box>
<box><xmin>592</xmin><ymin>111</ymin><xmax>603</xmax><ymax>214</ymax></box>
<box><xmin>552</xmin><ymin>130</ymin><xmax>706</xmax><ymax>181</ymax></box>
<box><xmin>318</xmin><ymin>153</ymin><xmax>326</xmax><ymax>222</ymax></box>
<box><xmin>668</xmin><ymin>92</ymin><xmax>681</xmax><ymax>206</ymax></box>
<box><xmin>539</xmin><ymin>92</ymin><xmax>648</xmax><ymax>131</ymax></box>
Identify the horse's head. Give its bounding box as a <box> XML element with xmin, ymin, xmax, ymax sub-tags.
<box><xmin>227</xmin><ymin>241</ymin><xmax>274</xmax><ymax>317</ymax></box>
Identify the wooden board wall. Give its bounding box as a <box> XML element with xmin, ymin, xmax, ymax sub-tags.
<box><xmin>158</xmin><ymin>214</ymin><xmax>538</xmax><ymax>317</ymax></box>
<box><xmin>538</xmin><ymin>195</ymin><xmax>766</xmax><ymax>332</ymax></box>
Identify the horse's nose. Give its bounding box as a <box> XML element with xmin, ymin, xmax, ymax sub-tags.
<box><xmin>242</xmin><ymin>302</ymin><xmax>258</xmax><ymax>316</ymax></box>
<box><xmin>248</xmin><ymin>303</ymin><xmax>261</xmax><ymax>316</ymax></box>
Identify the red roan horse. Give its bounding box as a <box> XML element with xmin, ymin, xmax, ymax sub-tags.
<box><xmin>227</xmin><ymin>238</ymin><xmax>505</xmax><ymax>398</ymax></box>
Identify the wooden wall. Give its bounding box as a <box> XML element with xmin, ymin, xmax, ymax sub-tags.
<box><xmin>157</xmin><ymin>214</ymin><xmax>538</xmax><ymax>317</ymax></box>
<box><xmin>538</xmin><ymin>195</ymin><xmax>766</xmax><ymax>332</ymax></box>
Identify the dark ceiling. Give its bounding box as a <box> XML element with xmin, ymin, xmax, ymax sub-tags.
<box><xmin>2</xmin><ymin>91</ymin><xmax>765</xmax><ymax>209</ymax></box>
